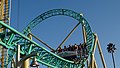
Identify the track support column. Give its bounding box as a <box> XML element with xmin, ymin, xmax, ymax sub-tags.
<box><xmin>23</xmin><ymin>59</ymin><xmax>29</xmax><ymax>68</ymax></box>
<box><xmin>16</xmin><ymin>44</ymin><xmax>20</xmax><ymax>68</ymax></box>
<box><xmin>91</xmin><ymin>33</ymin><xmax>106</xmax><ymax>68</ymax></box>
<box><xmin>23</xmin><ymin>29</ymin><xmax>32</xmax><ymax>68</ymax></box>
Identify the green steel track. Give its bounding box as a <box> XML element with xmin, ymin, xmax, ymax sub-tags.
<box><xmin>0</xmin><ymin>9</ymin><xmax>94</xmax><ymax>68</ymax></box>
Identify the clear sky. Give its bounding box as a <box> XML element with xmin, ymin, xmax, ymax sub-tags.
<box><xmin>10</xmin><ymin>0</ymin><xmax>120</xmax><ymax>68</ymax></box>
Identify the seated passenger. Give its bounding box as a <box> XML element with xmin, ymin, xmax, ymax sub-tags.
<box><xmin>68</xmin><ymin>44</ymin><xmax>72</xmax><ymax>51</ymax></box>
<box><xmin>58</xmin><ymin>47</ymin><xmax>62</xmax><ymax>53</ymax></box>
<box><xmin>74</xmin><ymin>44</ymin><xmax>78</xmax><ymax>51</ymax></box>
<box><xmin>63</xmin><ymin>46</ymin><xmax>68</xmax><ymax>51</ymax></box>
<box><xmin>82</xmin><ymin>43</ymin><xmax>88</xmax><ymax>58</ymax></box>
<box><xmin>78</xmin><ymin>45</ymin><xmax>82</xmax><ymax>59</ymax></box>
<box><xmin>71</xmin><ymin>45</ymin><xmax>75</xmax><ymax>51</ymax></box>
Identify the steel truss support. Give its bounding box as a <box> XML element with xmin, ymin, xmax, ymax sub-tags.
<box><xmin>87</xmin><ymin>33</ymin><xmax>107</xmax><ymax>68</ymax></box>
<box><xmin>29</xmin><ymin>33</ymin><xmax>55</xmax><ymax>51</ymax></box>
<box><xmin>15</xmin><ymin>44</ymin><xmax>38</xmax><ymax>68</ymax></box>
<box><xmin>22</xmin><ymin>30</ymin><xmax>32</xmax><ymax>68</ymax></box>
<box><xmin>56</xmin><ymin>22</ymin><xmax>80</xmax><ymax>50</ymax></box>
<box><xmin>15</xmin><ymin>30</ymin><xmax>38</xmax><ymax>68</ymax></box>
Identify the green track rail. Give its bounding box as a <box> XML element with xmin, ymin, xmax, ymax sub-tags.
<box><xmin>0</xmin><ymin>9</ymin><xmax>94</xmax><ymax>68</ymax></box>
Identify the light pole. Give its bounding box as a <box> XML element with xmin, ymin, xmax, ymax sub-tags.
<box><xmin>107</xmin><ymin>43</ymin><xmax>116</xmax><ymax>68</ymax></box>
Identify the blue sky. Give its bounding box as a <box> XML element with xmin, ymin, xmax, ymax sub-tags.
<box><xmin>10</xmin><ymin>0</ymin><xmax>120</xmax><ymax>68</ymax></box>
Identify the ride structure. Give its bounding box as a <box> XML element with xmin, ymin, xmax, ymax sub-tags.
<box><xmin>0</xmin><ymin>0</ymin><xmax>106</xmax><ymax>68</ymax></box>
<box><xmin>0</xmin><ymin>0</ymin><xmax>11</xmax><ymax>68</ymax></box>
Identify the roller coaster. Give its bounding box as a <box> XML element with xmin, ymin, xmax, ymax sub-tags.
<box><xmin>0</xmin><ymin>0</ymin><xmax>107</xmax><ymax>68</ymax></box>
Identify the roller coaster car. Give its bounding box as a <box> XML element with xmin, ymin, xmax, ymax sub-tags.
<box><xmin>57</xmin><ymin>51</ymin><xmax>77</xmax><ymax>60</ymax></box>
